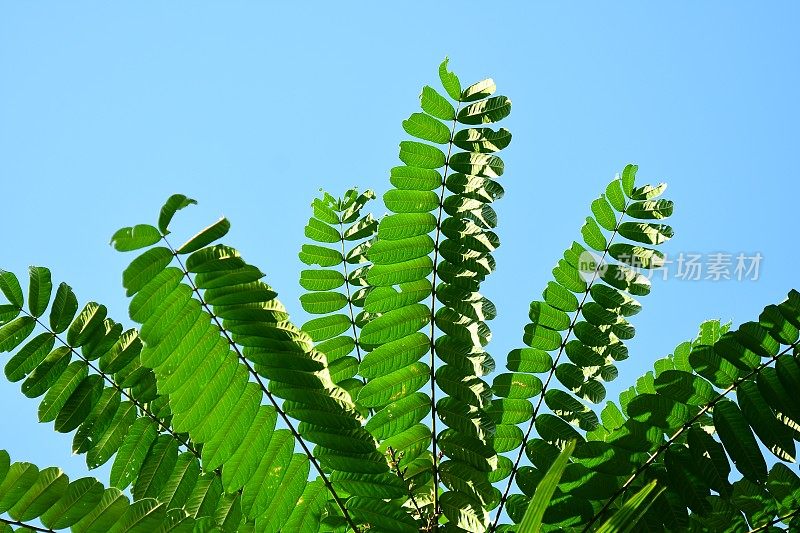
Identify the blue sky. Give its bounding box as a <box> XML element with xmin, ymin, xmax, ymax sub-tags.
<box><xmin>1</xmin><ymin>1</ymin><xmax>799</xmax><ymax>490</ymax></box>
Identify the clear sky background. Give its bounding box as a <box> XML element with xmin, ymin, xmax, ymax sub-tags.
<box><xmin>1</xmin><ymin>2</ymin><xmax>799</xmax><ymax>492</ymax></box>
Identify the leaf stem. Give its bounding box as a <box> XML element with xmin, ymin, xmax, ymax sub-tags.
<box><xmin>387</xmin><ymin>446</ymin><xmax>425</xmax><ymax>520</ymax></box>
<box><xmin>429</xmin><ymin>104</ymin><xmax>461</xmax><ymax>528</ymax></box>
<box><xmin>0</xmin><ymin>516</ymin><xmax>54</xmax><ymax>532</ymax></box>
<box><xmin>339</xmin><ymin>222</ymin><xmax>363</xmax><ymax>365</ymax></box>
<box><xmin>748</xmin><ymin>507</ymin><xmax>800</xmax><ymax>532</ymax></box>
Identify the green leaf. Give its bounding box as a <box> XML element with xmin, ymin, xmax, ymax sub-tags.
<box><xmin>452</xmin><ymin>127</ymin><xmax>512</xmax><ymax>153</ymax></box>
<box><xmin>359</xmin><ymin>332</ymin><xmax>429</xmax><ymax>379</ymax></box>
<box><xmin>365</xmin><ymin>392</ymin><xmax>429</xmax><ymax>440</ymax></box>
<box><xmin>493</xmin><ymin>373</ymin><xmax>543</xmax><ymax>399</ymax></box>
<box><xmin>591</xmin><ymin>196</ymin><xmax>617</xmax><ymax>231</ymax></box>
<box><xmin>158</xmin><ymin>194</ymin><xmax>197</xmax><ymax>234</ymax></box>
<box><xmin>448</xmin><ymin>152</ymin><xmax>504</xmax><ymax>178</ymax></box>
<box><xmin>420</xmin><ymin>85</ymin><xmax>455</xmax><ymax>120</ymax></box>
<box><xmin>617</xmin><ymin>222</ymin><xmax>673</xmax><ymax>245</ymax></box>
<box><xmin>545</xmin><ymin>390</ymin><xmax>599</xmax><ymax>431</ymax></box>
<box><xmin>331</xmin><ymin>471</ymin><xmax>406</xmax><ymax>499</ymax></box>
<box><xmin>71</xmin><ymin>487</ymin><xmax>129</xmax><ymax>533</ymax></box>
<box><xmin>629</xmin><ymin>182</ymin><xmax>668</xmax><ymax>201</ymax></box>
<box><xmin>21</xmin><ymin>346</ymin><xmax>70</xmax><ymax>398</ymax></box>
<box><xmin>608</xmin><ymin>243</ymin><xmax>664</xmax><ymax>269</ymax></box>
<box><xmin>359</xmin><ymin>303</ymin><xmax>430</xmax><ymax>348</ymax></box>
<box><xmin>737</xmin><ymin>380</ymin><xmax>796</xmax><ymax>462</ymax></box>
<box><xmin>626</xmin><ymin>199</ymin><xmax>674</xmax><ymax>220</ymax></box>
<box><xmin>302</xmin><ymin>314</ymin><xmax>351</xmax><ymax>342</ymax></box>
<box><xmin>689</xmin><ymin>344</ymin><xmax>740</xmax><ymax>388</ymax></box>
<box><xmin>67</xmin><ymin>302</ymin><xmax>108</xmax><ymax>348</ymax></box>
<box><xmin>72</xmin><ymin>388</ymin><xmax>119</xmax><ymax>455</ymax></box>
<box><xmin>461</xmin><ymin>78</ymin><xmax>496</xmax><ymax>102</ymax></box>
<box><xmin>600</xmin><ymin>264</ymin><xmax>651</xmax><ymax>296</ymax></box>
<box><xmin>377</xmin><ymin>213</ymin><xmax>437</xmax><ymax>240</ymax></box>
<box><xmin>398</xmin><ymin>140</ymin><xmax>446</xmax><ymax>169</ymax></box>
<box><xmin>507</xmin><ymin>348</ymin><xmax>553</xmax><ymax>373</ymax></box>
<box><xmin>0</xmin><ymin>304</ymin><xmax>19</xmax><ymax>325</ymax></box>
<box><xmin>627</xmin><ymin>393</ymin><xmax>690</xmax><ymax>430</ymax></box>
<box><xmin>348</xmin><ymin>496</ymin><xmax>418</xmax><ymax>532</ymax></box>
<box><xmin>389</xmin><ymin>165</ymin><xmax>443</xmax><ymax>191</ymax></box>
<box><xmin>581</xmin><ymin>217</ymin><xmax>607</xmax><ymax>251</ymax></box>
<box><xmin>133</xmin><ymin>435</ymin><xmax>179</xmax><ymax>500</ymax></box>
<box><xmin>357</xmin><ymin>362</ymin><xmax>429</xmax><ymax>407</ymax></box>
<box><xmin>595</xmin><ymin>480</ymin><xmax>664</xmax><ymax>533</ymax></box>
<box><xmin>299</xmin><ymin>269</ymin><xmax>344</xmax><ymax>291</ymax></box>
<box><xmin>439</xmin><ymin>57</ymin><xmax>462</xmax><ymax>100</ymax></box>
<box><xmin>605</xmin><ymin>179</ymin><xmax>626</xmax><ymax>212</ymax></box>
<box><xmin>108</xmin><ymin>498</ymin><xmax>165</xmax><ymax>533</ymax></box>
<box><xmin>299</xmin><ymin>291</ymin><xmax>348</xmax><ymax>314</ymax></box>
<box><xmin>49</xmin><ymin>282</ymin><xmax>79</xmax><ymax>334</ymax></box>
<box><xmin>122</xmin><ymin>247</ymin><xmax>174</xmax><ymax>297</ymax></box>
<box><xmin>518</xmin><ymin>440</ymin><xmax>576</xmax><ymax>533</ymax></box>
<box><xmin>27</xmin><ymin>266</ymin><xmax>53</xmax><ymax>318</ymax></box>
<box><xmin>457</xmin><ymin>96</ymin><xmax>511</xmax><ymax>125</ymax></box>
<box><xmin>298</xmin><ymin>244</ymin><xmax>342</xmax><ymax>267</ymax></box>
<box><xmin>7</xmin><ymin>466</ymin><xmax>67</xmax><ymax>522</ymax></box>
<box><xmin>4</xmin><ymin>333</ymin><xmax>55</xmax><ymax>382</ymax></box>
<box><xmin>110</xmin><ymin>225</ymin><xmax>162</xmax><ymax>252</ymax></box>
<box><xmin>343</xmin><ymin>214</ymin><xmax>378</xmax><ymax>241</ymax></box>
<box><xmin>176</xmin><ymin>218</ymin><xmax>231</xmax><ymax>254</ymax></box>
<box><xmin>86</xmin><ymin>401</ymin><xmax>137</xmax><ymax>469</ymax></box>
<box><xmin>0</xmin><ymin>270</ymin><xmax>24</xmax><ymax>308</ymax></box>
<box><xmin>40</xmin><ymin>477</ymin><xmax>104</xmax><ymax>529</ymax></box>
<box><xmin>0</xmin><ymin>316</ymin><xmax>36</xmax><ymax>352</ymax></box>
<box><xmin>653</xmin><ymin>369</ymin><xmax>714</xmax><ymax>406</ymax></box>
<box><xmin>365</xmin><ymin>279</ymin><xmax>431</xmax><ymax>314</ymax></box>
<box><xmin>620</xmin><ymin>164</ymin><xmax>637</xmax><ymax>196</ymax></box>
<box><xmin>38</xmin><ymin>361</ymin><xmax>88</xmax><ymax>423</ymax></box>
<box><xmin>530</xmin><ymin>301</ymin><xmax>570</xmax><ymax>331</ymax></box>
<box><xmin>110</xmin><ymin>418</ymin><xmax>158</xmax><ymax>490</ymax></box>
<box><xmin>440</xmin><ymin>490</ymin><xmax>487</xmax><ymax>532</ymax></box>
<box><xmin>55</xmin><ymin>374</ymin><xmax>103</xmax><ymax>433</ymax></box>
<box><xmin>403</xmin><ymin>112</ymin><xmax>450</xmax><ymax>144</ymax></box>
<box><xmin>304</xmin><ymin>217</ymin><xmax>340</xmax><ymax>243</ymax></box>
<box><xmin>0</xmin><ymin>462</ymin><xmax>39</xmax><ymax>514</ymax></box>
<box><xmin>714</xmin><ymin>399</ymin><xmax>768</xmax><ymax>484</ymax></box>
<box><xmin>542</xmin><ymin>282</ymin><xmax>579</xmax><ymax>313</ymax></box>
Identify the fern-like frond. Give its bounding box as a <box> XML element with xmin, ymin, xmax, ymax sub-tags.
<box><xmin>0</xmin><ymin>447</ymin><xmax>245</xmax><ymax>531</ymax></box>
<box><xmin>352</xmin><ymin>58</ymin><xmax>512</xmax><ymax>530</ymax></box>
<box><xmin>580</xmin><ymin>291</ymin><xmax>800</xmax><ymax>531</ymax></box>
<box><xmin>114</xmin><ymin>196</ymin><xmax>416</xmax><ymax>532</ymax></box>
<box><xmin>491</xmin><ymin>166</ymin><xmax>674</xmax><ymax>530</ymax></box>
<box><xmin>0</xmin><ymin>268</ymin><xmax>254</xmax><ymax>529</ymax></box>
<box><xmin>299</xmin><ymin>188</ymin><xmax>377</xmax><ymax>407</ymax></box>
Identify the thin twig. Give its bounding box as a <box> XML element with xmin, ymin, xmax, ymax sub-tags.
<box><xmin>338</xmin><ymin>221</ymin><xmax>363</xmax><ymax>365</ymax></box>
<box><xmin>429</xmin><ymin>104</ymin><xmax>461</xmax><ymax>529</ymax></box>
<box><xmin>748</xmin><ymin>507</ymin><xmax>800</xmax><ymax>532</ymax></box>
<box><xmin>387</xmin><ymin>446</ymin><xmax>425</xmax><ymax>520</ymax></box>
<box><xmin>0</xmin><ymin>516</ymin><xmax>55</xmax><ymax>532</ymax></box>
